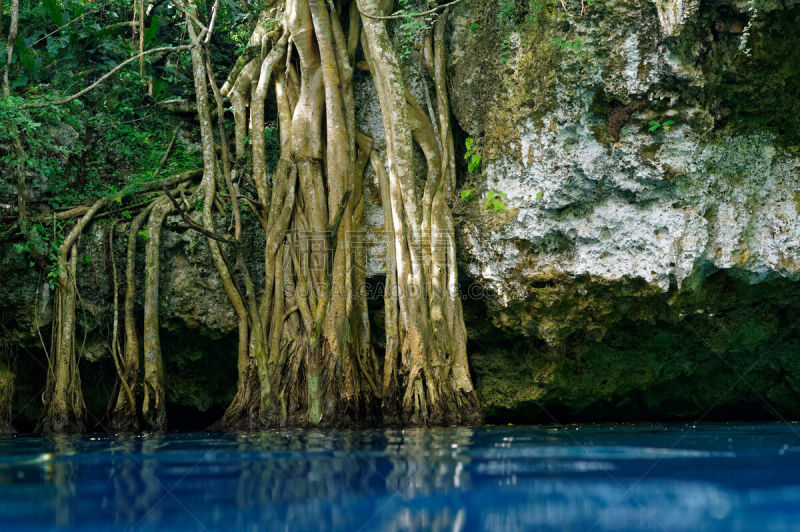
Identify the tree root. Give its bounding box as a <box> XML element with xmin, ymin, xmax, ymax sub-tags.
<box><xmin>40</xmin><ymin>198</ymin><xmax>107</xmax><ymax>433</ymax></box>
<box><xmin>29</xmin><ymin>0</ymin><xmax>482</xmax><ymax>432</ymax></box>
<box><xmin>141</xmin><ymin>193</ymin><xmax>183</xmax><ymax>431</ymax></box>
<box><xmin>359</xmin><ymin>0</ymin><xmax>481</xmax><ymax>426</ymax></box>
<box><xmin>0</xmin><ymin>340</ymin><xmax>15</xmax><ymax>434</ymax></box>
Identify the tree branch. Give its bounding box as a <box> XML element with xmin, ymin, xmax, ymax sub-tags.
<box><xmin>162</xmin><ymin>187</ymin><xmax>238</xmax><ymax>245</ymax></box>
<box><xmin>23</xmin><ymin>44</ymin><xmax>194</xmax><ymax>108</ymax></box>
<box><xmin>358</xmin><ymin>0</ymin><xmax>462</xmax><ymax>20</ymax></box>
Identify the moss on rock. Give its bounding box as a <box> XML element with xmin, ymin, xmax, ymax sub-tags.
<box><xmin>471</xmin><ymin>269</ymin><xmax>800</xmax><ymax>422</ymax></box>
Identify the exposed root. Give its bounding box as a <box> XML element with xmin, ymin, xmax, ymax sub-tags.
<box><xmin>107</xmin><ymin>221</ymin><xmax>135</xmax><ymax>427</ymax></box>
<box><xmin>29</xmin><ymin>0</ymin><xmax>482</xmax><ymax>433</ymax></box>
<box><xmin>140</xmin><ymin>195</ymin><xmax>180</xmax><ymax>431</ymax></box>
<box><xmin>0</xmin><ymin>336</ymin><xmax>15</xmax><ymax>434</ymax></box>
<box><xmin>183</xmin><ymin>0</ymin><xmax>383</xmax><ymax>429</ymax></box>
<box><xmin>359</xmin><ymin>0</ymin><xmax>480</xmax><ymax>426</ymax></box>
<box><xmin>40</xmin><ymin>197</ymin><xmax>107</xmax><ymax>433</ymax></box>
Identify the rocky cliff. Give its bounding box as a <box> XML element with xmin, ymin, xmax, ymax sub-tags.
<box><xmin>449</xmin><ymin>0</ymin><xmax>800</xmax><ymax>421</ymax></box>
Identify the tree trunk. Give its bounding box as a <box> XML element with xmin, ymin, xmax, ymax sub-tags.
<box><xmin>41</xmin><ymin>198</ymin><xmax>106</xmax><ymax>433</ymax></box>
<box><xmin>358</xmin><ymin>0</ymin><xmax>481</xmax><ymax>426</ymax></box>
<box><xmin>141</xmin><ymin>197</ymin><xmax>174</xmax><ymax>431</ymax></box>
<box><xmin>0</xmin><ymin>357</ymin><xmax>14</xmax><ymax>434</ymax></box>
<box><xmin>190</xmin><ymin>0</ymin><xmax>382</xmax><ymax>429</ymax></box>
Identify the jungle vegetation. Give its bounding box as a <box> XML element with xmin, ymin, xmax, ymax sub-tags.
<box><xmin>0</xmin><ymin>0</ymin><xmax>485</xmax><ymax>432</ymax></box>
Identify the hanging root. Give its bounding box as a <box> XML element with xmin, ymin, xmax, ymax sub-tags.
<box><xmin>0</xmin><ymin>339</ymin><xmax>15</xmax><ymax>434</ymax></box>
<box><xmin>40</xmin><ymin>198</ymin><xmax>107</xmax><ymax>433</ymax></box>
<box><xmin>358</xmin><ymin>0</ymin><xmax>481</xmax><ymax>426</ymax></box>
<box><xmin>31</xmin><ymin>0</ymin><xmax>482</xmax><ymax>432</ymax></box>
<box><xmin>158</xmin><ymin>0</ymin><xmax>479</xmax><ymax>429</ymax></box>
<box><xmin>140</xmin><ymin>194</ymin><xmax>182</xmax><ymax>431</ymax></box>
<box><xmin>108</xmin><ymin>220</ymin><xmax>136</xmax><ymax>431</ymax></box>
<box><xmin>110</xmin><ymin>204</ymin><xmax>154</xmax><ymax>430</ymax></box>
<box><xmin>179</xmin><ymin>0</ymin><xmax>383</xmax><ymax>429</ymax></box>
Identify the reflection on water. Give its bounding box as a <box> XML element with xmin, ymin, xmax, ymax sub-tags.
<box><xmin>1</xmin><ymin>424</ymin><xmax>800</xmax><ymax>530</ymax></box>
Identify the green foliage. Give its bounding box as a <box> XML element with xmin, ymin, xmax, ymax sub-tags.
<box><xmin>499</xmin><ymin>0</ymin><xmax>518</xmax><ymax>25</ymax></box>
<box><xmin>500</xmin><ymin>34</ymin><xmax>514</xmax><ymax>64</ymax></box>
<box><xmin>648</xmin><ymin>119</ymin><xmax>675</xmax><ymax>132</ymax></box>
<box><xmin>42</xmin><ymin>0</ymin><xmax>63</xmax><ymax>26</ymax></box>
<box><xmin>739</xmin><ymin>0</ymin><xmax>759</xmax><ymax>57</ymax></box>
<box><xmin>461</xmin><ymin>188</ymin><xmax>476</xmax><ymax>202</ymax></box>
<box><xmin>137</xmin><ymin>229</ymin><xmax>150</xmax><ymax>242</ymax></box>
<box><xmin>485</xmin><ymin>190</ymin><xmax>508</xmax><ymax>213</ymax></box>
<box><xmin>464</xmin><ymin>137</ymin><xmax>482</xmax><ymax>173</ymax></box>
<box><xmin>0</xmin><ymin>96</ymin><xmax>76</xmax><ymax>196</ymax></box>
<box><xmin>13</xmin><ymin>220</ymin><xmax>66</xmax><ymax>289</ymax></box>
<box><xmin>392</xmin><ymin>0</ymin><xmax>437</xmax><ymax>59</ymax></box>
<box><xmin>0</xmin><ymin>0</ymin><xmax>204</xmax><ymax>215</ymax></box>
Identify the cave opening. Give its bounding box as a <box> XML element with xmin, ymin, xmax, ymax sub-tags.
<box><xmin>159</xmin><ymin>325</ymin><xmax>238</xmax><ymax>431</ymax></box>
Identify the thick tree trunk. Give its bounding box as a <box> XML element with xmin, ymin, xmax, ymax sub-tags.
<box><xmin>201</xmin><ymin>0</ymin><xmax>381</xmax><ymax>429</ymax></box>
<box><xmin>358</xmin><ymin>0</ymin><xmax>481</xmax><ymax>425</ymax></box>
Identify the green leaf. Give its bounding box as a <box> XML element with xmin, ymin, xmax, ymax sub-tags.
<box><xmin>43</xmin><ymin>0</ymin><xmax>63</xmax><ymax>26</ymax></box>
<box><xmin>152</xmin><ymin>77</ymin><xmax>166</xmax><ymax>101</ymax></box>
<box><xmin>84</xmin><ymin>254</ymin><xmax>91</xmax><ymax>266</ymax></box>
<box><xmin>144</xmin><ymin>16</ymin><xmax>161</xmax><ymax>47</ymax></box>
<box><xmin>14</xmin><ymin>35</ymin><xmax>35</xmax><ymax>73</ymax></box>
<box><xmin>486</xmin><ymin>190</ymin><xmax>508</xmax><ymax>212</ymax></box>
<box><xmin>461</xmin><ymin>188</ymin><xmax>475</xmax><ymax>201</ymax></box>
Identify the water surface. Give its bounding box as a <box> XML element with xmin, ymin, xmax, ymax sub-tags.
<box><xmin>2</xmin><ymin>423</ymin><xmax>800</xmax><ymax>530</ymax></box>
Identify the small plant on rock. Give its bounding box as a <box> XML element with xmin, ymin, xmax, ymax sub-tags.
<box><xmin>648</xmin><ymin>119</ymin><xmax>675</xmax><ymax>132</ymax></box>
<box><xmin>465</xmin><ymin>137</ymin><xmax>482</xmax><ymax>173</ymax></box>
<box><xmin>486</xmin><ymin>190</ymin><xmax>508</xmax><ymax>212</ymax></box>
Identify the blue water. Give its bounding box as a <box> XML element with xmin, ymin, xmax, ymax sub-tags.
<box><xmin>1</xmin><ymin>424</ymin><xmax>800</xmax><ymax>531</ymax></box>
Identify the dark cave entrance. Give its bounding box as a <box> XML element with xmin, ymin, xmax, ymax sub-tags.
<box><xmin>159</xmin><ymin>325</ymin><xmax>238</xmax><ymax>431</ymax></box>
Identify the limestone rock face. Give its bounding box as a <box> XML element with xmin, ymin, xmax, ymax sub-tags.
<box><xmin>653</xmin><ymin>0</ymin><xmax>701</xmax><ymax>36</ymax></box>
<box><xmin>448</xmin><ymin>0</ymin><xmax>800</xmax><ymax>307</ymax></box>
<box><xmin>445</xmin><ymin>0</ymin><xmax>800</xmax><ymax>420</ymax></box>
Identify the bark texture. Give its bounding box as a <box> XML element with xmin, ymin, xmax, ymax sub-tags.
<box><xmin>358</xmin><ymin>0</ymin><xmax>480</xmax><ymax>425</ymax></box>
